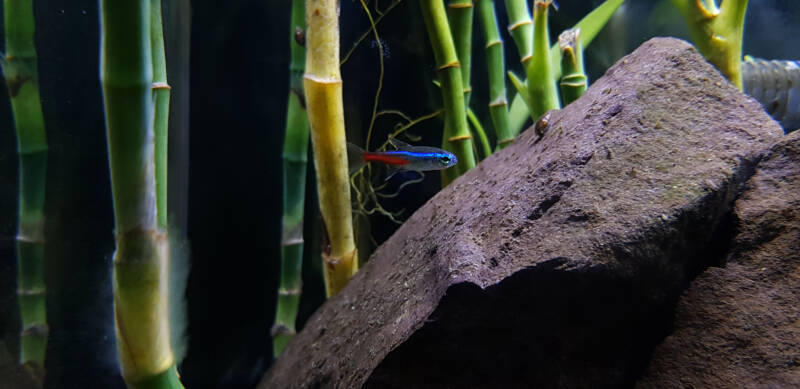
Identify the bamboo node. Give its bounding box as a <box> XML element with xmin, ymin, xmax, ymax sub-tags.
<box><xmin>303</xmin><ymin>74</ymin><xmax>343</xmax><ymax>85</ymax></box>
<box><xmin>520</xmin><ymin>55</ymin><xmax>532</xmax><ymax>64</ymax></box>
<box><xmin>322</xmin><ymin>252</ymin><xmax>340</xmax><ymax>265</ymax></box>
<box><xmin>508</xmin><ymin>20</ymin><xmax>533</xmax><ymax>32</ymax></box>
<box><xmin>16</xmin><ymin>218</ymin><xmax>45</xmax><ymax>243</ymax></box>
<box><xmin>21</xmin><ymin>324</ymin><xmax>49</xmax><ymax>337</ymax></box>
<box><xmin>498</xmin><ymin>138</ymin><xmax>515</xmax><ymax>146</ymax></box>
<box><xmin>114</xmin><ymin>227</ymin><xmax>168</xmax><ymax>264</ymax></box>
<box><xmin>447</xmin><ymin>2</ymin><xmax>473</xmax><ymax>9</ymax></box>
<box><xmin>448</xmin><ymin>134</ymin><xmax>473</xmax><ymax>142</ymax></box>
<box><xmin>485</xmin><ymin>39</ymin><xmax>502</xmax><ymax>49</ymax></box>
<box><xmin>270</xmin><ymin>323</ymin><xmax>296</xmax><ymax>337</ymax></box>
<box><xmin>463</xmin><ymin>87</ymin><xmax>472</xmax><ymax>94</ymax></box>
<box><xmin>17</xmin><ymin>288</ymin><xmax>46</xmax><ymax>296</ymax></box>
<box><xmin>437</xmin><ymin>61</ymin><xmax>461</xmax><ymax>71</ymax></box>
<box><xmin>278</xmin><ymin>287</ymin><xmax>303</xmax><ymax>296</ymax></box>
<box><xmin>489</xmin><ymin>99</ymin><xmax>508</xmax><ymax>108</ymax></box>
<box><xmin>152</xmin><ymin>82</ymin><xmax>171</xmax><ymax>90</ymax></box>
<box><xmin>560</xmin><ymin>81</ymin><xmax>587</xmax><ymax>87</ymax></box>
<box><xmin>282</xmin><ymin>237</ymin><xmax>304</xmax><ymax>246</ymax></box>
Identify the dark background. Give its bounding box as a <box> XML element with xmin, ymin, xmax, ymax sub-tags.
<box><xmin>0</xmin><ymin>0</ymin><xmax>798</xmax><ymax>388</ymax></box>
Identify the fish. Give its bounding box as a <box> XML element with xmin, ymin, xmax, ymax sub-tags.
<box><xmin>347</xmin><ymin>138</ymin><xmax>458</xmax><ymax>179</ymax></box>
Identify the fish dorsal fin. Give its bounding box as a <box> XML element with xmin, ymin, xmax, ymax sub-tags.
<box><xmin>347</xmin><ymin>142</ymin><xmax>366</xmax><ymax>175</ymax></box>
<box><xmin>388</xmin><ymin>137</ymin><xmax>413</xmax><ymax>150</ymax></box>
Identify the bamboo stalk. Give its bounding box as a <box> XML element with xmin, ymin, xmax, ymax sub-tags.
<box><xmin>558</xmin><ymin>28</ymin><xmax>587</xmax><ymax>105</ymax></box>
<box><xmin>100</xmin><ymin>0</ymin><xmax>182</xmax><ymax>387</ymax></box>
<box><xmin>2</xmin><ymin>0</ymin><xmax>48</xmax><ymax>369</ymax></box>
<box><xmin>150</xmin><ymin>1</ymin><xmax>187</xmax><ymax>383</ymax></box>
<box><xmin>529</xmin><ymin>0</ymin><xmax>559</xmax><ymax>120</ymax></box>
<box><xmin>476</xmin><ymin>0</ymin><xmax>512</xmax><ymax>149</ymax></box>
<box><xmin>671</xmin><ymin>0</ymin><xmax>748</xmax><ymax>89</ymax></box>
<box><xmin>503</xmin><ymin>0</ymin><xmax>533</xmax><ymax>113</ymax></box>
<box><xmin>304</xmin><ymin>0</ymin><xmax>357</xmax><ymax>296</ymax></box>
<box><xmin>420</xmin><ymin>0</ymin><xmax>476</xmax><ymax>186</ymax></box>
<box><xmin>151</xmin><ymin>0</ymin><xmax>170</xmax><ymax>229</ymax></box>
<box><xmin>272</xmin><ymin>0</ymin><xmax>309</xmax><ymax>356</ymax></box>
<box><xmin>503</xmin><ymin>0</ymin><xmax>532</xmax><ymax>67</ymax></box>
<box><xmin>507</xmin><ymin>0</ymin><xmax>625</xmax><ymax>135</ymax></box>
<box><xmin>447</xmin><ymin>0</ymin><xmax>474</xmax><ymax>107</ymax></box>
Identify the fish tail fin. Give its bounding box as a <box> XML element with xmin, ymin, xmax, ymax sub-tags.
<box><xmin>347</xmin><ymin>142</ymin><xmax>366</xmax><ymax>175</ymax></box>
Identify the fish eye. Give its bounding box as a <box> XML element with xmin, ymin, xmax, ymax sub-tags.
<box><xmin>440</xmin><ymin>155</ymin><xmax>451</xmax><ymax>164</ymax></box>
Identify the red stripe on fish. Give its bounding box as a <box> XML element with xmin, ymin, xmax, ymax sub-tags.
<box><xmin>363</xmin><ymin>152</ymin><xmax>411</xmax><ymax>166</ymax></box>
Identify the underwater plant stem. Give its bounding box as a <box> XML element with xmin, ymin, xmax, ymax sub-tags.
<box><xmin>100</xmin><ymin>0</ymin><xmax>182</xmax><ymax>387</ymax></box>
<box><xmin>476</xmin><ymin>0</ymin><xmax>512</xmax><ymax>149</ymax></box>
<box><xmin>558</xmin><ymin>28</ymin><xmax>587</xmax><ymax>105</ymax></box>
<box><xmin>151</xmin><ymin>0</ymin><xmax>170</xmax><ymax>229</ymax></box>
<box><xmin>502</xmin><ymin>0</ymin><xmax>533</xmax><ymax>113</ymax></box>
<box><xmin>420</xmin><ymin>0</ymin><xmax>476</xmax><ymax>186</ymax></box>
<box><xmin>3</xmin><ymin>0</ymin><xmax>48</xmax><ymax>368</ymax></box>
<box><xmin>447</xmin><ymin>0</ymin><xmax>474</xmax><ymax>108</ymax></box>
<box><xmin>529</xmin><ymin>0</ymin><xmax>559</xmax><ymax>120</ymax></box>
<box><xmin>671</xmin><ymin>0</ymin><xmax>748</xmax><ymax>89</ymax></box>
<box><xmin>466</xmin><ymin>108</ymin><xmax>491</xmax><ymax>159</ymax></box>
<box><xmin>507</xmin><ymin>0</ymin><xmax>625</xmax><ymax>135</ymax></box>
<box><xmin>503</xmin><ymin>0</ymin><xmax>532</xmax><ymax>66</ymax></box>
<box><xmin>304</xmin><ymin>0</ymin><xmax>358</xmax><ymax>296</ymax></box>
<box><xmin>272</xmin><ymin>0</ymin><xmax>309</xmax><ymax>357</ymax></box>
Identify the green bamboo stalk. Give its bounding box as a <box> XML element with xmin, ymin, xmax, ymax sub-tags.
<box><xmin>507</xmin><ymin>0</ymin><xmax>625</xmax><ymax>135</ymax></box>
<box><xmin>466</xmin><ymin>108</ymin><xmax>491</xmax><ymax>159</ymax></box>
<box><xmin>100</xmin><ymin>0</ymin><xmax>182</xmax><ymax>387</ymax></box>
<box><xmin>272</xmin><ymin>0</ymin><xmax>309</xmax><ymax>357</ymax></box>
<box><xmin>529</xmin><ymin>0</ymin><xmax>559</xmax><ymax>120</ymax></box>
<box><xmin>420</xmin><ymin>0</ymin><xmax>476</xmax><ymax>186</ymax></box>
<box><xmin>151</xmin><ymin>0</ymin><xmax>170</xmax><ymax>229</ymax></box>
<box><xmin>503</xmin><ymin>0</ymin><xmax>532</xmax><ymax>66</ymax></box>
<box><xmin>558</xmin><ymin>28</ymin><xmax>587</xmax><ymax>105</ymax></box>
<box><xmin>305</xmin><ymin>0</ymin><xmax>358</xmax><ymax>296</ymax></box>
<box><xmin>447</xmin><ymin>0</ymin><xmax>474</xmax><ymax>107</ymax></box>
<box><xmin>476</xmin><ymin>0</ymin><xmax>512</xmax><ymax>149</ymax></box>
<box><xmin>149</xmin><ymin>0</ymin><xmax>186</xmax><ymax>383</ymax></box>
<box><xmin>503</xmin><ymin>0</ymin><xmax>533</xmax><ymax>109</ymax></box>
<box><xmin>671</xmin><ymin>0</ymin><xmax>748</xmax><ymax>89</ymax></box>
<box><xmin>2</xmin><ymin>0</ymin><xmax>48</xmax><ymax>369</ymax></box>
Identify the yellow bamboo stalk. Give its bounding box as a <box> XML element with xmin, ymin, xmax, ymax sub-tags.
<box><xmin>304</xmin><ymin>0</ymin><xmax>357</xmax><ymax>296</ymax></box>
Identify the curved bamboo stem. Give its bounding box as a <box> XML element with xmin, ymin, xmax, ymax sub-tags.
<box><xmin>467</xmin><ymin>107</ymin><xmax>491</xmax><ymax>159</ymax></box>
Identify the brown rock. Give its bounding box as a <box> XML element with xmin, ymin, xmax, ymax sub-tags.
<box><xmin>637</xmin><ymin>131</ymin><xmax>800</xmax><ymax>388</ymax></box>
<box><xmin>260</xmin><ymin>38</ymin><xmax>783</xmax><ymax>388</ymax></box>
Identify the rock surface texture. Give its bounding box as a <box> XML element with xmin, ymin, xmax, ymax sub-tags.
<box><xmin>638</xmin><ymin>130</ymin><xmax>800</xmax><ymax>388</ymax></box>
<box><xmin>260</xmin><ymin>38</ymin><xmax>788</xmax><ymax>388</ymax></box>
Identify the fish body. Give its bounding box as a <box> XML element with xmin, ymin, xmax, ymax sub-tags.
<box><xmin>347</xmin><ymin>139</ymin><xmax>458</xmax><ymax>177</ymax></box>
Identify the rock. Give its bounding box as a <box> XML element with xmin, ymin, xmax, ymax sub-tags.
<box><xmin>259</xmin><ymin>38</ymin><xmax>783</xmax><ymax>388</ymax></box>
<box><xmin>637</xmin><ymin>131</ymin><xmax>800</xmax><ymax>388</ymax></box>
